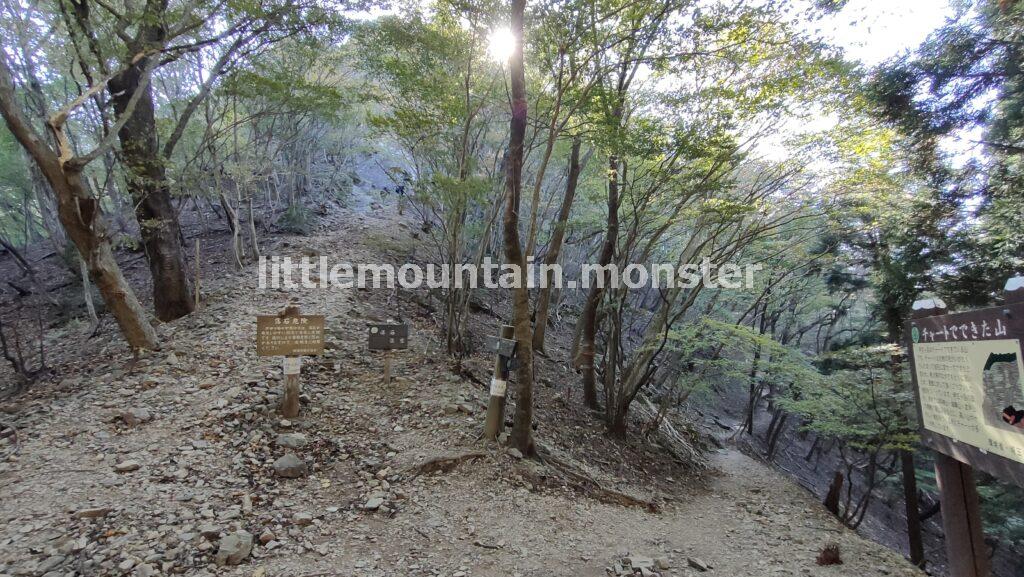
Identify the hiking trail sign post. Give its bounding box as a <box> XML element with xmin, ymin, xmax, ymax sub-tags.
<box><xmin>906</xmin><ymin>276</ymin><xmax>1024</xmax><ymax>577</ymax></box>
<box><xmin>368</xmin><ymin>323</ymin><xmax>408</xmax><ymax>385</ymax></box>
<box><xmin>256</xmin><ymin>306</ymin><xmax>325</xmax><ymax>418</ymax></box>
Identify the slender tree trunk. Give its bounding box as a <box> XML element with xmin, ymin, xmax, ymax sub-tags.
<box><xmin>580</xmin><ymin>153</ymin><xmax>620</xmax><ymax>408</ymax></box>
<box><xmin>746</xmin><ymin>342</ymin><xmax>762</xmax><ymax>435</ymax></box>
<box><xmin>219</xmin><ymin>193</ymin><xmax>244</xmax><ymax>269</ymax></box>
<box><xmin>110</xmin><ymin>58</ymin><xmax>194</xmax><ymax>322</ymax></box>
<box><xmin>532</xmin><ymin>137</ymin><xmax>581</xmax><ymax>352</ymax></box>
<box><xmin>900</xmin><ymin>449</ymin><xmax>925</xmax><ymax>566</ymax></box>
<box><xmin>246</xmin><ymin>196</ymin><xmax>260</xmax><ymax>260</ymax></box>
<box><xmin>504</xmin><ymin>0</ymin><xmax>534</xmax><ymax>455</ymax></box>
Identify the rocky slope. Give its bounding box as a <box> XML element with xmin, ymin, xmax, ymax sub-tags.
<box><xmin>0</xmin><ymin>193</ymin><xmax>927</xmax><ymax>577</ymax></box>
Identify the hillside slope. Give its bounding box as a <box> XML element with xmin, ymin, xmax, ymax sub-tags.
<box><xmin>0</xmin><ymin>194</ymin><xmax>926</xmax><ymax>577</ymax></box>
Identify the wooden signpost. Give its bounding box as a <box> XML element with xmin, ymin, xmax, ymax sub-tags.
<box><xmin>906</xmin><ymin>276</ymin><xmax>1024</xmax><ymax>577</ymax></box>
<box><xmin>368</xmin><ymin>323</ymin><xmax>408</xmax><ymax>385</ymax></box>
<box><xmin>256</xmin><ymin>306</ymin><xmax>325</xmax><ymax>418</ymax></box>
<box><xmin>483</xmin><ymin>325</ymin><xmax>516</xmax><ymax>440</ymax></box>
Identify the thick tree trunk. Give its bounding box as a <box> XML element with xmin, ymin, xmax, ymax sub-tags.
<box><xmin>110</xmin><ymin>57</ymin><xmax>194</xmax><ymax>322</ymax></box>
<box><xmin>504</xmin><ymin>0</ymin><xmax>534</xmax><ymax>455</ymax></box>
<box><xmin>532</xmin><ymin>137</ymin><xmax>581</xmax><ymax>352</ymax></box>
<box><xmin>0</xmin><ymin>59</ymin><xmax>158</xmax><ymax>350</ymax></box>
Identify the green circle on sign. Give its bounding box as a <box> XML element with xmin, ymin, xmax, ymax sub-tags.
<box><xmin>911</xmin><ymin>326</ymin><xmax>920</xmax><ymax>343</ymax></box>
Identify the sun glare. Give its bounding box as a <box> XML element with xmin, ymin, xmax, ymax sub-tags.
<box><xmin>487</xmin><ymin>27</ymin><xmax>516</xmax><ymax>63</ymax></box>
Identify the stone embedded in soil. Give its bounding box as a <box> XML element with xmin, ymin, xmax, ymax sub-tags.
<box><xmin>120</xmin><ymin>407</ymin><xmax>152</xmax><ymax>426</ymax></box>
<box><xmin>292</xmin><ymin>512</ymin><xmax>314</xmax><ymax>526</ymax></box>
<box><xmin>363</xmin><ymin>497</ymin><xmax>384</xmax><ymax>510</ymax></box>
<box><xmin>74</xmin><ymin>507</ymin><xmax>113</xmax><ymax>519</ymax></box>
<box><xmin>273</xmin><ymin>453</ymin><xmax>308</xmax><ymax>478</ymax></box>
<box><xmin>688</xmin><ymin>557</ymin><xmax>711</xmax><ymax>572</ymax></box>
<box><xmin>215</xmin><ymin>531</ymin><xmax>253</xmax><ymax>566</ymax></box>
<box><xmin>199</xmin><ymin>524</ymin><xmax>221</xmax><ymax>539</ymax></box>
<box><xmin>625</xmin><ymin>556</ymin><xmax>655</xmax><ymax>570</ymax></box>
<box><xmin>114</xmin><ymin>461</ymin><xmax>140</xmax><ymax>473</ymax></box>
<box><xmin>276</xmin><ymin>433</ymin><xmax>308</xmax><ymax>449</ymax></box>
<box><xmin>259</xmin><ymin>529</ymin><xmax>276</xmax><ymax>545</ymax></box>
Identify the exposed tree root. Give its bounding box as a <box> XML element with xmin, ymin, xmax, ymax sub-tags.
<box><xmin>405</xmin><ymin>451</ymin><xmax>487</xmax><ymax>478</ymax></box>
<box><xmin>0</xmin><ymin>419</ymin><xmax>18</xmax><ymax>457</ymax></box>
<box><xmin>535</xmin><ymin>443</ymin><xmax>660</xmax><ymax>513</ymax></box>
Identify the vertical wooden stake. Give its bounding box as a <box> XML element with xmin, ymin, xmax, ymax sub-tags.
<box><xmin>483</xmin><ymin>325</ymin><xmax>515</xmax><ymax>440</ymax></box>
<box><xmin>934</xmin><ymin>453</ymin><xmax>989</xmax><ymax>577</ymax></box>
<box><xmin>194</xmin><ymin>238</ymin><xmax>201</xmax><ymax>309</ymax></box>
<box><xmin>282</xmin><ymin>356</ymin><xmax>301</xmax><ymax>418</ymax></box>
<box><xmin>384</xmin><ymin>351</ymin><xmax>392</xmax><ymax>386</ymax></box>
<box><xmin>280</xmin><ymin>305</ymin><xmax>301</xmax><ymax>418</ymax></box>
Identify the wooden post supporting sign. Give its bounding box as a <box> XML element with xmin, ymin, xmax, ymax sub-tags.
<box><xmin>368</xmin><ymin>322</ymin><xmax>408</xmax><ymax>385</ymax></box>
<box><xmin>906</xmin><ymin>276</ymin><xmax>1024</xmax><ymax>577</ymax></box>
<box><xmin>256</xmin><ymin>305</ymin><xmax>325</xmax><ymax>418</ymax></box>
<box><xmin>483</xmin><ymin>325</ymin><xmax>516</xmax><ymax>440</ymax></box>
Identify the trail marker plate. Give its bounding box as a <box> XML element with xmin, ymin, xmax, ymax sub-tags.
<box><xmin>485</xmin><ymin>335</ymin><xmax>518</xmax><ymax>357</ymax></box>
<box><xmin>368</xmin><ymin>324</ymin><xmax>409</xmax><ymax>351</ymax></box>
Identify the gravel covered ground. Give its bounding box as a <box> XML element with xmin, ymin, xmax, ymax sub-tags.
<box><xmin>0</xmin><ymin>194</ymin><xmax>927</xmax><ymax>577</ymax></box>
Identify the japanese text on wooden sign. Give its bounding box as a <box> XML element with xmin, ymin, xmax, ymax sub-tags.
<box><xmin>256</xmin><ymin>314</ymin><xmax>325</xmax><ymax>356</ymax></box>
<box><xmin>907</xmin><ymin>301</ymin><xmax>1024</xmax><ymax>487</ymax></box>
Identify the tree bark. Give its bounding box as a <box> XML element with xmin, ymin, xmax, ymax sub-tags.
<box><xmin>580</xmin><ymin>152</ymin><xmax>620</xmax><ymax>409</ymax></box>
<box><xmin>110</xmin><ymin>54</ymin><xmax>194</xmax><ymax>322</ymax></box>
<box><xmin>0</xmin><ymin>57</ymin><xmax>158</xmax><ymax>350</ymax></box>
<box><xmin>532</xmin><ymin>137</ymin><xmax>581</xmax><ymax>352</ymax></box>
<box><xmin>824</xmin><ymin>470</ymin><xmax>844</xmax><ymax>516</ymax></box>
<box><xmin>504</xmin><ymin>0</ymin><xmax>534</xmax><ymax>455</ymax></box>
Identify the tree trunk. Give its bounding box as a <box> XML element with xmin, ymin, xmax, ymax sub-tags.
<box><xmin>746</xmin><ymin>336</ymin><xmax>763</xmax><ymax>435</ymax></box>
<box><xmin>246</xmin><ymin>196</ymin><xmax>260</xmax><ymax>260</ymax></box>
<box><xmin>824</xmin><ymin>470</ymin><xmax>844</xmax><ymax>516</ymax></box>
<box><xmin>0</xmin><ymin>59</ymin><xmax>158</xmax><ymax>350</ymax></box>
<box><xmin>580</xmin><ymin>153</ymin><xmax>620</xmax><ymax>408</ymax></box>
<box><xmin>504</xmin><ymin>0</ymin><xmax>534</xmax><ymax>455</ymax></box>
<box><xmin>900</xmin><ymin>449</ymin><xmax>926</xmax><ymax>567</ymax></box>
<box><xmin>110</xmin><ymin>56</ymin><xmax>194</xmax><ymax>322</ymax></box>
<box><xmin>532</xmin><ymin>137</ymin><xmax>581</xmax><ymax>352</ymax></box>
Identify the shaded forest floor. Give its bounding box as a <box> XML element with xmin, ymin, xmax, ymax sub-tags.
<box><xmin>0</xmin><ymin>170</ymin><xmax>926</xmax><ymax>577</ymax></box>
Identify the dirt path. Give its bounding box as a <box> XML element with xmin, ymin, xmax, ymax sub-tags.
<box><xmin>0</xmin><ymin>190</ymin><xmax>925</xmax><ymax>577</ymax></box>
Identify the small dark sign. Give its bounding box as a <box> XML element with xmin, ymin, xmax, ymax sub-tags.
<box><xmin>368</xmin><ymin>324</ymin><xmax>409</xmax><ymax>350</ymax></box>
<box><xmin>257</xmin><ymin>314</ymin><xmax>325</xmax><ymax>356</ymax></box>
<box><xmin>485</xmin><ymin>335</ymin><xmax>518</xmax><ymax>357</ymax></box>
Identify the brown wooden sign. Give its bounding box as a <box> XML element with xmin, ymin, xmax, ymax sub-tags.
<box><xmin>368</xmin><ymin>323</ymin><xmax>408</xmax><ymax>351</ymax></box>
<box><xmin>256</xmin><ymin>313</ymin><xmax>325</xmax><ymax>356</ymax></box>
<box><xmin>906</xmin><ymin>300</ymin><xmax>1024</xmax><ymax>488</ymax></box>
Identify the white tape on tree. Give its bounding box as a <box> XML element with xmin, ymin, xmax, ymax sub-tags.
<box><xmin>489</xmin><ymin>378</ymin><xmax>507</xmax><ymax>397</ymax></box>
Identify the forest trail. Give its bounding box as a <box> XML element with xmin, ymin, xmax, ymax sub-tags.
<box><xmin>0</xmin><ymin>194</ymin><xmax>925</xmax><ymax>577</ymax></box>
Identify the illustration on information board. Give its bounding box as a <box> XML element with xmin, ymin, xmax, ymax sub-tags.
<box><xmin>982</xmin><ymin>351</ymin><xmax>1024</xmax><ymax>431</ymax></box>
